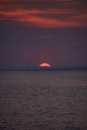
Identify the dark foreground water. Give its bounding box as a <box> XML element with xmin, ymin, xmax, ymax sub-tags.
<box><xmin>0</xmin><ymin>71</ymin><xmax>87</xmax><ymax>130</ymax></box>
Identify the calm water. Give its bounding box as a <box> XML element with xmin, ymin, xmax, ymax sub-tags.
<box><xmin>0</xmin><ymin>71</ymin><xmax>87</xmax><ymax>130</ymax></box>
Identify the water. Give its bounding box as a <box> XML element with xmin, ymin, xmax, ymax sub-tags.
<box><xmin>0</xmin><ymin>71</ymin><xmax>87</xmax><ymax>130</ymax></box>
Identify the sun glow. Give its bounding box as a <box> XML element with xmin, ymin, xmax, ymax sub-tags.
<box><xmin>39</xmin><ymin>63</ymin><xmax>51</xmax><ymax>67</ymax></box>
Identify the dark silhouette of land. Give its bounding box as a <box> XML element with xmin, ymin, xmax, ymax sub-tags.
<box><xmin>0</xmin><ymin>67</ymin><xmax>87</xmax><ymax>71</ymax></box>
<box><xmin>25</xmin><ymin>67</ymin><xmax>87</xmax><ymax>71</ymax></box>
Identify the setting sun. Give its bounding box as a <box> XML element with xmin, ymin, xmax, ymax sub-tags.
<box><xmin>39</xmin><ymin>63</ymin><xmax>51</xmax><ymax>67</ymax></box>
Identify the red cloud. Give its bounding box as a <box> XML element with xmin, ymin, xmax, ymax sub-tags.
<box><xmin>0</xmin><ymin>9</ymin><xmax>87</xmax><ymax>28</ymax></box>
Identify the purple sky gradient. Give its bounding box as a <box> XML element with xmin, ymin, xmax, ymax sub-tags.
<box><xmin>0</xmin><ymin>0</ymin><xmax>87</xmax><ymax>69</ymax></box>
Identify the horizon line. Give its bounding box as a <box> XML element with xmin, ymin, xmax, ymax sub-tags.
<box><xmin>0</xmin><ymin>66</ymin><xmax>87</xmax><ymax>71</ymax></box>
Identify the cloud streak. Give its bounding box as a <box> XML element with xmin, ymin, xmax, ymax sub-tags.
<box><xmin>0</xmin><ymin>0</ymin><xmax>87</xmax><ymax>28</ymax></box>
<box><xmin>0</xmin><ymin>8</ymin><xmax>87</xmax><ymax>28</ymax></box>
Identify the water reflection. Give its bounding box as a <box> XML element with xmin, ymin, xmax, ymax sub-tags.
<box><xmin>0</xmin><ymin>71</ymin><xmax>87</xmax><ymax>130</ymax></box>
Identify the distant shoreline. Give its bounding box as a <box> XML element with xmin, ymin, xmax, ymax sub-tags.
<box><xmin>0</xmin><ymin>67</ymin><xmax>87</xmax><ymax>71</ymax></box>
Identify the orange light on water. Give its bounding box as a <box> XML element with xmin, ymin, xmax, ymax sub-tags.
<box><xmin>39</xmin><ymin>63</ymin><xmax>51</xmax><ymax>67</ymax></box>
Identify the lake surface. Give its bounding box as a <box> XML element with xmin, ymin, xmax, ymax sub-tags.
<box><xmin>0</xmin><ymin>71</ymin><xmax>87</xmax><ymax>130</ymax></box>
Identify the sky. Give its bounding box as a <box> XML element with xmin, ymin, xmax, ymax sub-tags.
<box><xmin>0</xmin><ymin>0</ymin><xmax>87</xmax><ymax>69</ymax></box>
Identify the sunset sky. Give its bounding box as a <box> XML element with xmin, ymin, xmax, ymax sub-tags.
<box><xmin>0</xmin><ymin>0</ymin><xmax>87</xmax><ymax>69</ymax></box>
